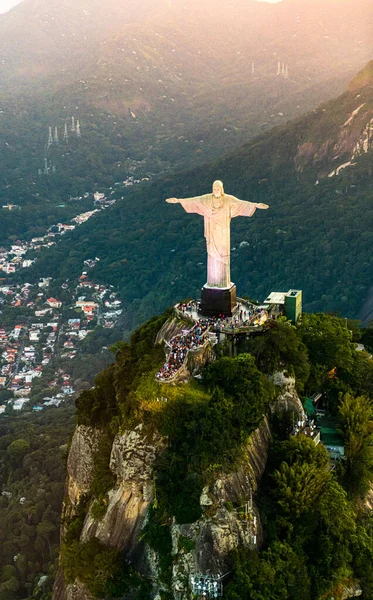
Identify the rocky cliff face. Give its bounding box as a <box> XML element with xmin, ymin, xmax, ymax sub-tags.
<box><xmin>53</xmin><ymin>361</ymin><xmax>366</xmax><ymax>600</ymax></box>
<box><xmin>80</xmin><ymin>424</ymin><xmax>166</xmax><ymax>561</ymax></box>
<box><xmin>270</xmin><ymin>371</ymin><xmax>306</xmax><ymax>418</ymax></box>
<box><xmin>54</xmin><ymin>423</ymin><xmax>166</xmax><ymax>600</ymax></box>
<box><xmin>65</xmin><ymin>425</ymin><xmax>105</xmax><ymax>520</ymax></box>
<box><xmin>155</xmin><ymin>315</ymin><xmax>192</xmax><ymax>346</ymax></box>
<box><xmin>53</xmin><ymin>573</ymin><xmax>95</xmax><ymax>600</ymax></box>
<box><xmin>54</xmin><ymin>426</ymin><xmax>105</xmax><ymax>600</ymax></box>
<box><xmin>168</xmin><ymin>418</ymin><xmax>271</xmax><ymax>599</ymax></box>
<box><xmin>294</xmin><ymin>93</ymin><xmax>373</xmax><ymax>179</ymax></box>
<box><xmin>53</xmin><ymin>412</ymin><xmax>271</xmax><ymax>600</ymax></box>
<box><xmin>54</xmin><ymin>315</ymin><xmax>315</xmax><ymax>599</ymax></box>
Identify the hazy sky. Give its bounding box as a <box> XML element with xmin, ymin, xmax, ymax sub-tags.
<box><xmin>0</xmin><ymin>0</ymin><xmax>22</xmax><ymax>13</ymax></box>
<box><xmin>0</xmin><ymin>0</ymin><xmax>282</xmax><ymax>14</ymax></box>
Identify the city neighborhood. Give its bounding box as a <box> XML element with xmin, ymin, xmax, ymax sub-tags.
<box><xmin>0</xmin><ymin>181</ymin><xmax>154</xmax><ymax>416</ymax></box>
<box><xmin>0</xmin><ymin>271</ymin><xmax>122</xmax><ymax>415</ymax></box>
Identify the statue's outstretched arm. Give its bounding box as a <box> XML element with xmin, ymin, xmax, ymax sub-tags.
<box><xmin>230</xmin><ymin>196</ymin><xmax>269</xmax><ymax>218</ymax></box>
<box><xmin>165</xmin><ymin>194</ymin><xmax>208</xmax><ymax>215</ymax></box>
<box><xmin>166</xmin><ymin>195</ymin><xmax>204</xmax><ymax>204</ymax></box>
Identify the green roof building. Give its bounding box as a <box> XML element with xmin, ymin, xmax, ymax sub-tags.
<box><xmin>263</xmin><ymin>289</ymin><xmax>302</xmax><ymax>324</ymax></box>
<box><xmin>284</xmin><ymin>290</ymin><xmax>302</xmax><ymax>324</ymax></box>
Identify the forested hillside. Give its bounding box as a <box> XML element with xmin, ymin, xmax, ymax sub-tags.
<box><xmin>1</xmin><ymin>308</ymin><xmax>372</xmax><ymax>598</ymax></box>
<box><xmin>1</xmin><ymin>2</ymin><xmax>373</xmax><ymax>599</ymax></box>
<box><xmin>23</xmin><ymin>62</ymin><xmax>373</xmax><ymax>328</ymax></box>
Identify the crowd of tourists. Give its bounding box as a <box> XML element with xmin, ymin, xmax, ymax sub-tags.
<box><xmin>156</xmin><ymin>319</ymin><xmax>210</xmax><ymax>380</ymax></box>
<box><xmin>156</xmin><ymin>301</ymin><xmax>268</xmax><ymax>381</ymax></box>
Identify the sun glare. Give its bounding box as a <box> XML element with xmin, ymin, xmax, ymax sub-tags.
<box><xmin>0</xmin><ymin>0</ymin><xmax>22</xmax><ymax>14</ymax></box>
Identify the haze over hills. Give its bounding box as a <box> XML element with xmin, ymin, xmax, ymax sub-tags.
<box><xmin>0</xmin><ymin>0</ymin><xmax>372</xmax><ymax>220</ymax></box>
<box><xmin>1</xmin><ymin>0</ymin><xmax>371</xmax><ymax>94</ymax></box>
<box><xmin>23</xmin><ymin>60</ymin><xmax>373</xmax><ymax>330</ymax></box>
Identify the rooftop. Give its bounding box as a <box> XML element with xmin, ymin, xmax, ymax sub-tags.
<box><xmin>264</xmin><ymin>292</ymin><xmax>286</xmax><ymax>305</ymax></box>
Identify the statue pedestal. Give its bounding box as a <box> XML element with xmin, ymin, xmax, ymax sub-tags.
<box><xmin>200</xmin><ymin>284</ymin><xmax>237</xmax><ymax>317</ymax></box>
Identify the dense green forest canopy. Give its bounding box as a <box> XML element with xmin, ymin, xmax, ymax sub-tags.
<box><xmin>0</xmin><ymin>407</ymin><xmax>75</xmax><ymax>600</ymax></box>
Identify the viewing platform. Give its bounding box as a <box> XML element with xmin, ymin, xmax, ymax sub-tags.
<box><xmin>155</xmin><ymin>287</ymin><xmax>302</xmax><ymax>384</ymax></box>
<box><xmin>156</xmin><ymin>298</ymin><xmax>269</xmax><ymax>383</ymax></box>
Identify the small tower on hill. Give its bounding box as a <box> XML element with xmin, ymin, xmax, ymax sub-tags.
<box><xmin>47</xmin><ymin>126</ymin><xmax>53</xmax><ymax>148</ymax></box>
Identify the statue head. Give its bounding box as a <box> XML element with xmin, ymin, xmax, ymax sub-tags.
<box><xmin>212</xmin><ymin>180</ymin><xmax>224</xmax><ymax>198</ymax></box>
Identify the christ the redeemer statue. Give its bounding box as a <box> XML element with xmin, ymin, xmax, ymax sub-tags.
<box><xmin>166</xmin><ymin>180</ymin><xmax>268</xmax><ymax>316</ymax></box>
<box><xmin>167</xmin><ymin>180</ymin><xmax>268</xmax><ymax>287</ymax></box>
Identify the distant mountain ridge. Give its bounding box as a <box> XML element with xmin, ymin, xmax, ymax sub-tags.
<box><xmin>0</xmin><ymin>0</ymin><xmax>372</xmax><ymax>225</ymax></box>
<box><xmin>1</xmin><ymin>0</ymin><xmax>372</xmax><ymax>95</ymax></box>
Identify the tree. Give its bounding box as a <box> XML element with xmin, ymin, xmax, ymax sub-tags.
<box><xmin>241</xmin><ymin>321</ymin><xmax>310</xmax><ymax>392</ymax></box>
<box><xmin>272</xmin><ymin>460</ymin><xmax>330</xmax><ymax>518</ymax></box>
<box><xmin>225</xmin><ymin>543</ymin><xmax>311</xmax><ymax>600</ymax></box>
<box><xmin>206</xmin><ymin>353</ymin><xmax>274</xmax><ymax>409</ymax></box>
<box><xmin>7</xmin><ymin>439</ymin><xmax>30</xmax><ymax>464</ymax></box>
<box><xmin>299</xmin><ymin>313</ymin><xmax>354</xmax><ymax>376</ymax></box>
<box><xmin>299</xmin><ymin>313</ymin><xmax>358</xmax><ymax>411</ymax></box>
<box><xmin>316</xmin><ymin>478</ymin><xmax>355</xmax><ymax>539</ymax></box>
<box><xmin>353</xmin><ymin>516</ymin><xmax>373</xmax><ymax>598</ymax></box>
<box><xmin>339</xmin><ymin>393</ymin><xmax>373</xmax><ymax>496</ymax></box>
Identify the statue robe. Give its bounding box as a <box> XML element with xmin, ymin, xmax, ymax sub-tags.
<box><xmin>178</xmin><ymin>194</ymin><xmax>257</xmax><ymax>288</ymax></box>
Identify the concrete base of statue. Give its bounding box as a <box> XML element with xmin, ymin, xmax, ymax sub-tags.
<box><xmin>200</xmin><ymin>283</ymin><xmax>238</xmax><ymax>317</ymax></box>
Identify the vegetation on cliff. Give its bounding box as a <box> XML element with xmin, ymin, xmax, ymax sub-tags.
<box><xmin>141</xmin><ymin>353</ymin><xmax>273</xmax><ymax>532</ymax></box>
<box><xmin>57</xmin><ymin>309</ymin><xmax>373</xmax><ymax>599</ymax></box>
<box><xmin>223</xmin><ymin>315</ymin><xmax>373</xmax><ymax>600</ymax></box>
